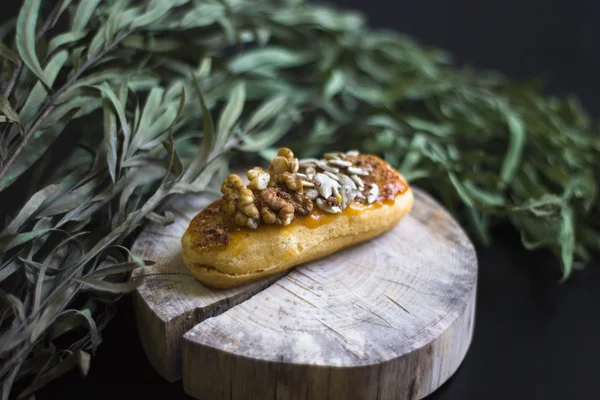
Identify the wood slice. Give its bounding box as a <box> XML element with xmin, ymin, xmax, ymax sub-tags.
<box><xmin>131</xmin><ymin>193</ymin><xmax>284</xmax><ymax>382</ymax></box>
<box><xmin>133</xmin><ymin>188</ymin><xmax>477</xmax><ymax>399</ymax></box>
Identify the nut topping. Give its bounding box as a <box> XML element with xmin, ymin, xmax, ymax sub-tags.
<box><xmin>366</xmin><ymin>183</ymin><xmax>379</xmax><ymax>204</ymax></box>
<box><xmin>259</xmin><ymin>187</ymin><xmax>295</xmax><ymax>226</ymax></box>
<box><xmin>247</xmin><ymin>167</ymin><xmax>270</xmax><ymax>190</ymax></box>
<box><xmin>223</xmin><ymin>147</ymin><xmax>386</xmax><ymax>227</ymax></box>
<box><xmin>347</xmin><ymin>166</ymin><xmax>369</xmax><ymax>176</ymax></box>
<box><xmin>316</xmin><ymin>198</ymin><xmax>342</xmax><ymax>214</ymax></box>
<box><xmin>221</xmin><ymin>174</ymin><xmax>260</xmax><ymax>229</ymax></box>
<box><xmin>328</xmin><ymin>159</ymin><xmax>353</xmax><ymax>168</ymax></box>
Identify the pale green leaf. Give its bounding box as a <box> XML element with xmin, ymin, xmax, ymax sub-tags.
<box><xmin>558</xmin><ymin>207</ymin><xmax>575</xmax><ymax>281</ymax></box>
<box><xmin>72</xmin><ymin>0</ymin><xmax>101</xmax><ymax>31</ymax></box>
<box><xmin>229</xmin><ymin>47</ymin><xmax>313</xmax><ymax>74</ymax></box>
<box><xmin>18</xmin><ymin>50</ymin><xmax>69</xmax><ymax>127</ymax></box>
<box><xmin>240</xmin><ymin>114</ymin><xmax>294</xmax><ymax>152</ymax></box>
<box><xmin>73</xmin><ymin>276</ymin><xmax>143</xmax><ymax>293</ymax></box>
<box><xmin>16</xmin><ymin>0</ymin><xmax>50</xmax><ymax>87</ymax></box>
<box><xmin>501</xmin><ymin>111</ymin><xmax>526</xmax><ymax>184</ymax></box>
<box><xmin>324</xmin><ymin>70</ymin><xmax>345</xmax><ymax>99</ymax></box>
<box><xmin>47</xmin><ymin>30</ymin><xmax>88</xmax><ymax>54</ymax></box>
<box><xmin>132</xmin><ymin>0</ymin><xmax>173</xmax><ymax>27</ymax></box>
<box><xmin>92</xmin><ymin>83</ymin><xmax>131</xmax><ymax>152</ymax></box>
<box><xmin>50</xmin><ymin>0</ymin><xmax>75</xmax><ymax>28</ymax></box>
<box><xmin>178</xmin><ymin>4</ymin><xmax>224</xmax><ymax>28</ymax></box>
<box><xmin>1</xmin><ymin>184</ymin><xmax>60</xmax><ymax>236</ymax></box>
<box><xmin>245</xmin><ymin>94</ymin><xmax>289</xmax><ymax>132</ymax></box>
<box><xmin>87</xmin><ymin>261</ymin><xmax>143</xmax><ymax>278</ymax></box>
<box><xmin>216</xmin><ymin>82</ymin><xmax>245</xmax><ymax>147</ymax></box>
<box><xmin>181</xmin><ymin>75</ymin><xmax>215</xmax><ymax>182</ymax></box>
<box><xmin>129</xmin><ymin>87</ymin><xmax>165</xmax><ymax>156</ymax></box>
<box><xmin>102</xmin><ymin>97</ymin><xmax>119</xmax><ymax>183</ymax></box>
<box><xmin>0</xmin><ymin>96</ymin><xmax>21</xmax><ymax>125</ymax></box>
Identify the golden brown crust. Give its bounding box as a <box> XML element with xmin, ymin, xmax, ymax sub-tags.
<box><xmin>181</xmin><ymin>153</ymin><xmax>413</xmax><ymax>288</ymax></box>
<box><xmin>350</xmin><ymin>154</ymin><xmax>408</xmax><ymax>202</ymax></box>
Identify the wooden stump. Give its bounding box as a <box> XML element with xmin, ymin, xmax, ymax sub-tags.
<box><xmin>132</xmin><ymin>188</ymin><xmax>477</xmax><ymax>399</ymax></box>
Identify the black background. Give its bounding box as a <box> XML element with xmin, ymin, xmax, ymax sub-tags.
<box><xmin>2</xmin><ymin>0</ymin><xmax>599</xmax><ymax>399</ymax></box>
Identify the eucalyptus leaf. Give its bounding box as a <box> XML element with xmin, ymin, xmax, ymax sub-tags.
<box><xmin>72</xmin><ymin>0</ymin><xmax>101</xmax><ymax>31</ymax></box>
<box><xmin>501</xmin><ymin>111</ymin><xmax>526</xmax><ymax>184</ymax></box>
<box><xmin>245</xmin><ymin>94</ymin><xmax>289</xmax><ymax>132</ymax></box>
<box><xmin>1</xmin><ymin>184</ymin><xmax>60</xmax><ymax>237</ymax></box>
<box><xmin>0</xmin><ymin>96</ymin><xmax>21</xmax><ymax>125</ymax></box>
<box><xmin>16</xmin><ymin>0</ymin><xmax>50</xmax><ymax>88</ymax></box>
<box><xmin>73</xmin><ymin>276</ymin><xmax>142</xmax><ymax>293</ymax></box>
<box><xmin>92</xmin><ymin>83</ymin><xmax>131</xmax><ymax>156</ymax></box>
<box><xmin>216</xmin><ymin>82</ymin><xmax>245</xmax><ymax>146</ymax></box>
<box><xmin>102</xmin><ymin>98</ymin><xmax>119</xmax><ymax>183</ymax></box>
<box><xmin>47</xmin><ymin>30</ymin><xmax>88</xmax><ymax>54</ymax></box>
<box><xmin>229</xmin><ymin>47</ymin><xmax>313</xmax><ymax>74</ymax></box>
<box><xmin>17</xmin><ymin>49</ymin><xmax>69</xmax><ymax>128</ymax></box>
<box><xmin>181</xmin><ymin>74</ymin><xmax>215</xmax><ymax>182</ymax></box>
<box><xmin>0</xmin><ymin>43</ymin><xmax>20</xmax><ymax>64</ymax></box>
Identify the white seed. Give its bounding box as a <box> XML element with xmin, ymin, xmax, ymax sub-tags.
<box><xmin>346</xmin><ymin>150</ymin><xmax>359</xmax><ymax>157</ymax></box>
<box><xmin>305</xmin><ymin>189</ymin><xmax>319</xmax><ymax>200</ymax></box>
<box><xmin>350</xmin><ymin>174</ymin><xmax>364</xmax><ymax>188</ymax></box>
<box><xmin>338</xmin><ymin>174</ymin><xmax>357</xmax><ymax>190</ymax></box>
<box><xmin>301</xmin><ymin>180</ymin><xmax>315</xmax><ymax>187</ymax></box>
<box><xmin>332</xmin><ymin>185</ymin><xmax>342</xmax><ymax>203</ymax></box>
<box><xmin>299</xmin><ymin>158</ymin><xmax>319</xmax><ymax>167</ymax></box>
<box><xmin>324</xmin><ymin>153</ymin><xmax>341</xmax><ymax>160</ymax></box>
<box><xmin>314</xmin><ymin>173</ymin><xmax>340</xmax><ymax>199</ymax></box>
<box><xmin>340</xmin><ymin>185</ymin><xmax>357</xmax><ymax>208</ymax></box>
<box><xmin>305</xmin><ymin>167</ymin><xmax>316</xmax><ymax>179</ymax></box>
<box><xmin>355</xmin><ymin>192</ymin><xmax>366</xmax><ymax>200</ymax></box>
<box><xmin>316</xmin><ymin>198</ymin><xmax>342</xmax><ymax>214</ymax></box>
<box><xmin>323</xmin><ymin>171</ymin><xmax>340</xmax><ymax>181</ymax></box>
<box><xmin>295</xmin><ymin>173</ymin><xmax>308</xmax><ymax>179</ymax></box>
<box><xmin>367</xmin><ymin>183</ymin><xmax>379</xmax><ymax>204</ymax></box>
<box><xmin>348</xmin><ymin>166</ymin><xmax>369</xmax><ymax>176</ymax></box>
<box><xmin>315</xmin><ymin>160</ymin><xmax>339</xmax><ymax>173</ymax></box>
<box><xmin>328</xmin><ymin>159</ymin><xmax>353</xmax><ymax>168</ymax></box>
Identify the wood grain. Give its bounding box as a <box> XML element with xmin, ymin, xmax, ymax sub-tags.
<box><xmin>133</xmin><ymin>188</ymin><xmax>477</xmax><ymax>399</ymax></box>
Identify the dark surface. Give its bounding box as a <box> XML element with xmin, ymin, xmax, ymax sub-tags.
<box><xmin>3</xmin><ymin>0</ymin><xmax>598</xmax><ymax>399</ymax></box>
<box><xmin>35</xmin><ymin>225</ymin><xmax>600</xmax><ymax>400</ymax></box>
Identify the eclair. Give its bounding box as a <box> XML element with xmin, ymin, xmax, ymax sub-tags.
<box><xmin>181</xmin><ymin>148</ymin><xmax>413</xmax><ymax>288</ymax></box>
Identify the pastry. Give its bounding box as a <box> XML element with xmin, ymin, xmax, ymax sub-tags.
<box><xmin>181</xmin><ymin>148</ymin><xmax>413</xmax><ymax>288</ymax></box>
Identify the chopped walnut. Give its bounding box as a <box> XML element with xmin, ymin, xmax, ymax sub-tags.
<box><xmin>268</xmin><ymin>147</ymin><xmax>299</xmax><ymax>177</ymax></box>
<box><xmin>221</xmin><ymin>174</ymin><xmax>260</xmax><ymax>229</ymax></box>
<box><xmin>275</xmin><ymin>171</ymin><xmax>303</xmax><ymax>192</ymax></box>
<box><xmin>247</xmin><ymin>167</ymin><xmax>270</xmax><ymax>190</ymax></box>
<box><xmin>259</xmin><ymin>187</ymin><xmax>295</xmax><ymax>226</ymax></box>
<box><xmin>290</xmin><ymin>192</ymin><xmax>313</xmax><ymax>216</ymax></box>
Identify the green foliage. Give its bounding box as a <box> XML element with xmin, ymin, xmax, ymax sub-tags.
<box><xmin>0</xmin><ymin>0</ymin><xmax>598</xmax><ymax>397</ymax></box>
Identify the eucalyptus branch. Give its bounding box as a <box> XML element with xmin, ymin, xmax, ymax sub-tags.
<box><xmin>3</xmin><ymin>2</ymin><xmax>62</xmax><ymax>99</ymax></box>
<box><xmin>2</xmin><ymin>63</ymin><xmax>22</xmax><ymax>99</ymax></box>
<box><xmin>0</xmin><ymin>27</ymin><xmax>133</xmax><ymax>184</ymax></box>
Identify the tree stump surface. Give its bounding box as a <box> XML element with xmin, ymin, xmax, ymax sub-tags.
<box><xmin>132</xmin><ymin>188</ymin><xmax>477</xmax><ymax>400</ymax></box>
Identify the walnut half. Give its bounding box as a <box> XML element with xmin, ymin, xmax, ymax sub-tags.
<box><xmin>221</xmin><ymin>174</ymin><xmax>260</xmax><ymax>229</ymax></box>
<box><xmin>259</xmin><ymin>187</ymin><xmax>295</xmax><ymax>226</ymax></box>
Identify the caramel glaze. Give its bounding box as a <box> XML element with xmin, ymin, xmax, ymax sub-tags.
<box><xmin>185</xmin><ymin>155</ymin><xmax>408</xmax><ymax>251</ymax></box>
